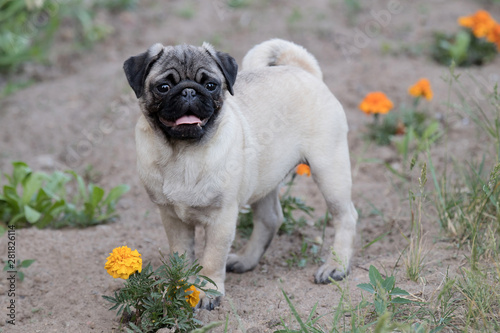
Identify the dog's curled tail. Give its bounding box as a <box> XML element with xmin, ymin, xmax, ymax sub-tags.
<box><xmin>242</xmin><ymin>39</ymin><xmax>323</xmax><ymax>80</ymax></box>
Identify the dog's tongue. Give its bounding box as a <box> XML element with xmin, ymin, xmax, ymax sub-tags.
<box><xmin>175</xmin><ymin>115</ymin><xmax>202</xmax><ymax>125</ymax></box>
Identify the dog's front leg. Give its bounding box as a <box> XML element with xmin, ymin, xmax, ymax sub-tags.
<box><xmin>158</xmin><ymin>205</ymin><xmax>195</xmax><ymax>262</ymax></box>
<box><xmin>196</xmin><ymin>204</ymin><xmax>238</xmax><ymax>310</ymax></box>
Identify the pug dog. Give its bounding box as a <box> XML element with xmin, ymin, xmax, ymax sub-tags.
<box><xmin>123</xmin><ymin>39</ymin><xmax>358</xmax><ymax>310</ymax></box>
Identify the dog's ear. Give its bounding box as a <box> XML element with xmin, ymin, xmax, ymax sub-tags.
<box><xmin>203</xmin><ymin>43</ymin><xmax>238</xmax><ymax>96</ymax></box>
<box><xmin>123</xmin><ymin>43</ymin><xmax>164</xmax><ymax>98</ymax></box>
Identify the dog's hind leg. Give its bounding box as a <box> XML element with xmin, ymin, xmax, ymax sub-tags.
<box><xmin>226</xmin><ymin>187</ymin><xmax>283</xmax><ymax>273</ymax></box>
<box><xmin>307</xmin><ymin>138</ymin><xmax>358</xmax><ymax>284</ymax></box>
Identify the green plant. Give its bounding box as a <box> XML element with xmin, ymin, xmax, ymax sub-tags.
<box><xmin>227</xmin><ymin>0</ymin><xmax>250</xmax><ymax>9</ymax></box>
<box><xmin>402</xmin><ymin>164</ymin><xmax>428</xmax><ymax>282</ymax></box>
<box><xmin>456</xmin><ymin>268</ymin><xmax>500</xmax><ymax>330</ymax></box>
<box><xmin>275</xmin><ymin>289</ymin><xmax>328</xmax><ymax>333</ymax></box>
<box><xmin>236</xmin><ymin>205</ymin><xmax>253</xmax><ymax>239</ymax></box>
<box><xmin>432</xmin><ymin>30</ymin><xmax>498</xmax><ymax>67</ymax></box>
<box><xmin>343</xmin><ymin>0</ymin><xmax>361</xmax><ymax>25</ymax></box>
<box><xmin>0</xmin><ymin>161</ymin><xmax>129</xmax><ymax>232</ymax></box>
<box><xmin>103</xmin><ymin>252</ymin><xmax>221</xmax><ymax>333</ymax></box>
<box><xmin>285</xmin><ymin>237</ymin><xmax>321</xmax><ymax>269</ymax></box>
<box><xmin>96</xmin><ymin>0</ymin><xmax>138</xmax><ymax>12</ymax></box>
<box><xmin>236</xmin><ymin>172</ymin><xmax>314</xmax><ymax>238</ymax></box>
<box><xmin>357</xmin><ymin>266</ymin><xmax>414</xmax><ymax>317</ymax></box>
<box><xmin>53</xmin><ymin>170</ymin><xmax>129</xmax><ymax>228</ymax></box>
<box><xmin>393</xmin><ymin>122</ymin><xmax>441</xmax><ymax>166</ymax></box>
<box><xmin>0</xmin><ymin>0</ymin><xmax>120</xmax><ymax>73</ymax></box>
<box><xmin>279</xmin><ymin>173</ymin><xmax>314</xmax><ymax>235</ymax></box>
<box><xmin>176</xmin><ymin>4</ymin><xmax>196</xmax><ymax>20</ymax></box>
<box><xmin>362</xmin><ymin>87</ymin><xmax>440</xmax><ymax>159</ymax></box>
<box><xmin>3</xmin><ymin>259</ymin><xmax>35</xmax><ymax>282</ymax></box>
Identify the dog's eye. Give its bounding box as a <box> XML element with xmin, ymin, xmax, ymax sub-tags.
<box><xmin>205</xmin><ymin>82</ymin><xmax>217</xmax><ymax>91</ymax></box>
<box><xmin>156</xmin><ymin>84</ymin><xmax>170</xmax><ymax>93</ymax></box>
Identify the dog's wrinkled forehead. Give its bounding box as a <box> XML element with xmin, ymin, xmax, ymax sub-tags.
<box><xmin>147</xmin><ymin>44</ymin><xmax>221</xmax><ymax>84</ymax></box>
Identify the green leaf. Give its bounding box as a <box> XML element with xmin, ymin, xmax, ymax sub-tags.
<box><xmin>449</xmin><ymin>30</ymin><xmax>470</xmax><ymax>64</ymax></box>
<box><xmin>20</xmin><ymin>259</ymin><xmax>35</xmax><ymax>268</ymax></box>
<box><xmin>381</xmin><ymin>276</ymin><xmax>395</xmax><ymax>292</ymax></box>
<box><xmin>102</xmin><ymin>184</ymin><xmax>129</xmax><ymax>206</ymax></box>
<box><xmin>357</xmin><ymin>283</ymin><xmax>375</xmax><ymax>294</ymax></box>
<box><xmin>43</xmin><ymin>171</ymin><xmax>70</xmax><ymax>199</ymax></box>
<box><xmin>21</xmin><ymin>172</ymin><xmax>46</xmax><ymax>204</ymax></box>
<box><xmin>281</xmin><ymin>289</ymin><xmax>310</xmax><ymax>332</ymax></box>
<box><xmin>67</xmin><ymin>170</ymin><xmax>88</xmax><ymax>202</ymax></box>
<box><xmin>17</xmin><ymin>271</ymin><xmax>24</xmax><ymax>282</ymax></box>
<box><xmin>369</xmin><ymin>265</ymin><xmax>383</xmax><ymax>286</ymax></box>
<box><xmin>24</xmin><ymin>205</ymin><xmax>41</xmax><ymax>223</ymax></box>
<box><xmin>3</xmin><ymin>185</ymin><xmax>21</xmax><ymax>211</ymax></box>
<box><xmin>389</xmin><ymin>287</ymin><xmax>410</xmax><ymax>296</ymax></box>
<box><xmin>89</xmin><ymin>185</ymin><xmax>105</xmax><ymax>209</ymax></box>
<box><xmin>374</xmin><ymin>299</ymin><xmax>386</xmax><ymax>315</ymax></box>
<box><xmin>391</xmin><ymin>297</ymin><xmax>413</xmax><ymax>304</ymax></box>
<box><xmin>11</xmin><ymin>161</ymin><xmax>30</xmax><ymax>187</ymax></box>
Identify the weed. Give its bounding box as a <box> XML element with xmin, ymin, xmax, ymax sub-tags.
<box><xmin>236</xmin><ymin>205</ymin><xmax>253</xmax><ymax>239</ymax></box>
<box><xmin>279</xmin><ymin>173</ymin><xmax>315</xmax><ymax>235</ymax></box>
<box><xmin>403</xmin><ymin>163</ymin><xmax>428</xmax><ymax>282</ymax></box>
<box><xmin>3</xmin><ymin>259</ymin><xmax>35</xmax><ymax>282</ymax></box>
<box><xmin>236</xmin><ymin>172</ymin><xmax>314</xmax><ymax>238</ymax></box>
<box><xmin>275</xmin><ymin>288</ymin><xmax>328</xmax><ymax>332</ymax></box>
<box><xmin>176</xmin><ymin>4</ymin><xmax>196</xmax><ymax>20</ymax></box>
<box><xmin>227</xmin><ymin>0</ymin><xmax>250</xmax><ymax>9</ymax></box>
<box><xmin>343</xmin><ymin>0</ymin><xmax>361</xmax><ymax>25</ymax></box>
<box><xmin>285</xmin><ymin>237</ymin><xmax>321</xmax><ymax>269</ymax></box>
<box><xmin>97</xmin><ymin>0</ymin><xmax>138</xmax><ymax>12</ymax></box>
<box><xmin>357</xmin><ymin>265</ymin><xmax>415</xmax><ymax>318</ymax></box>
<box><xmin>0</xmin><ymin>161</ymin><xmax>129</xmax><ymax>233</ymax></box>
<box><xmin>432</xmin><ymin>30</ymin><xmax>498</xmax><ymax>67</ymax></box>
<box><xmin>361</xmin><ymin>84</ymin><xmax>440</xmax><ymax>165</ymax></box>
<box><xmin>0</xmin><ymin>0</ymin><xmax>126</xmax><ymax>73</ymax></box>
<box><xmin>456</xmin><ymin>268</ymin><xmax>500</xmax><ymax>330</ymax></box>
<box><xmin>103</xmin><ymin>252</ymin><xmax>221</xmax><ymax>333</ymax></box>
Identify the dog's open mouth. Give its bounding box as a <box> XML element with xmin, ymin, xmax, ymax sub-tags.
<box><xmin>159</xmin><ymin>115</ymin><xmax>209</xmax><ymax>128</ymax></box>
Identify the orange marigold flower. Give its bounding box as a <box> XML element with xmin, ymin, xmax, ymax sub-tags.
<box><xmin>185</xmin><ymin>285</ymin><xmax>200</xmax><ymax>307</ymax></box>
<box><xmin>296</xmin><ymin>164</ymin><xmax>311</xmax><ymax>177</ymax></box>
<box><xmin>359</xmin><ymin>92</ymin><xmax>393</xmax><ymax>115</ymax></box>
<box><xmin>104</xmin><ymin>246</ymin><xmax>142</xmax><ymax>279</ymax></box>
<box><xmin>408</xmin><ymin>78</ymin><xmax>433</xmax><ymax>101</ymax></box>
<box><xmin>487</xmin><ymin>23</ymin><xmax>500</xmax><ymax>50</ymax></box>
<box><xmin>458</xmin><ymin>10</ymin><xmax>497</xmax><ymax>38</ymax></box>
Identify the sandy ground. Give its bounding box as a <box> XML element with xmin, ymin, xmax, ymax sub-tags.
<box><xmin>1</xmin><ymin>0</ymin><xmax>499</xmax><ymax>332</ymax></box>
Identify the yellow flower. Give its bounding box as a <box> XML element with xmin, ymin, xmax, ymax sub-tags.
<box><xmin>408</xmin><ymin>78</ymin><xmax>433</xmax><ymax>101</ymax></box>
<box><xmin>296</xmin><ymin>164</ymin><xmax>311</xmax><ymax>177</ymax></box>
<box><xmin>104</xmin><ymin>246</ymin><xmax>142</xmax><ymax>279</ymax></box>
<box><xmin>458</xmin><ymin>10</ymin><xmax>497</xmax><ymax>38</ymax></box>
<box><xmin>184</xmin><ymin>285</ymin><xmax>200</xmax><ymax>307</ymax></box>
<box><xmin>359</xmin><ymin>92</ymin><xmax>393</xmax><ymax>115</ymax></box>
<box><xmin>487</xmin><ymin>23</ymin><xmax>500</xmax><ymax>50</ymax></box>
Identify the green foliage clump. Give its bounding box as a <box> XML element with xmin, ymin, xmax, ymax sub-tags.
<box><xmin>0</xmin><ymin>161</ymin><xmax>129</xmax><ymax>232</ymax></box>
<box><xmin>103</xmin><ymin>252</ymin><xmax>222</xmax><ymax>333</ymax></box>
<box><xmin>365</xmin><ymin>99</ymin><xmax>441</xmax><ymax>164</ymax></box>
<box><xmin>279</xmin><ymin>173</ymin><xmax>315</xmax><ymax>235</ymax></box>
<box><xmin>0</xmin><ymin>0</ymin><xmax>132</xmax><ymax>73</ymax></box>
<box><xmin>237</xmin><ymin>172</ymin><xmax>314</xmax><ymax>237</ymax></box>
<box><xmin>432</xmin><ymin>30</ymin><xmax>498</xmax><ymax>67</ymax></box>
<box><xmin>3</xmin><ymin>258</ymin><xmax>35</xmax><ymax>282</ymax></box>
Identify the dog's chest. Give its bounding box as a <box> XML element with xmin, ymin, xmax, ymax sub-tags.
<box><xmin>145</xmin><ymin>153</ymin><xmax>227</xmax><ymax>209</ymax></box>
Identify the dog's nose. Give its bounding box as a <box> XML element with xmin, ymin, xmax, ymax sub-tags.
<box><xmin>182</xmin><ymin>88</ymin><xmax>197</xmax><ymax>101</ymax></box>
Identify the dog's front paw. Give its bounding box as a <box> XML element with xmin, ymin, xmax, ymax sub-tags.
<box><xmin>314</xmin><ymin>262</ymin><xmax>350</xmax><ymax>284</ymax></box>
<box><xmin>195</xmin><ymin>290</ymin><xmax>222</xmax><ymax>311</ymax></box>
<box><xmin>226</xmin><ymin>253</ymin><xmax>257</xmax><ymax>273</ymax></box>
